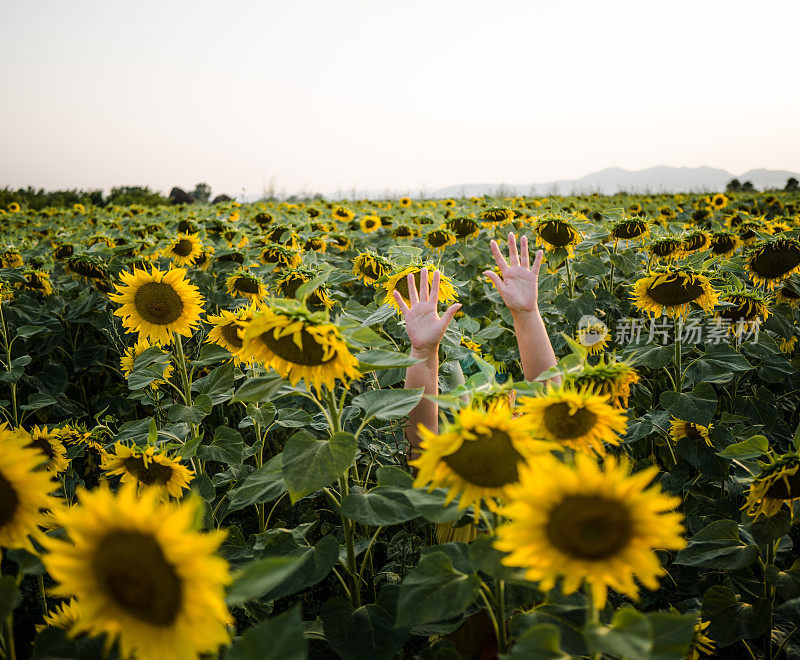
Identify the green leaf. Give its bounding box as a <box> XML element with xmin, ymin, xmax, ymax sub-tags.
<box><xmin>584</xmin><ymin>606</ymin><xmax>652</xmax><ymax>660</ymax></box>
<box><xmin>647</xmin><ymin>611</ymin><xmax>700</xmax><ymax>660</ymax></box>
<box><xmin>226</xmin><ymin>535</ymin><xmax>338</xmax><ymax>605</ymax></box>
<box><xmin>282</xmin><ymin>431</ymin><xmax>357</xmax><ymax>503</ymax></box>
<box><xmin>717</xmin><ymin>435</ymin><xmax>768</xmax><ymax>460</ymax></box>
<box><xmin>225</xmin><ymin>606</ymin><xmax>306</xmax><ymax>660</ymax></box>
<box><xmin>468</xmin><ymin>535</ymin><xmax>529</xmax><ymax>583</ymax></box>
<box><xmin>402</xmin><ymin>487</ymin><xmax>463</xmax><ymax>523</ymax></box>
<box><xmin>674</xmin><ymin>519</ymin><xmax>759</xmax><ymax>569</ymax></box>
<box><xmin>659</xmin><ymin>383</ymin><xmax>717</xmax><ymax>427</ymax></box>
<box><xmin>353</xmin><ymin>388</ymin><xmax>424</xmax><ymax>421</ymax></box>
<box><xmin>233</xmin><ymin>374</ymin><xmax>285</xmax><ymax>403</ymax></box>
<box><xmin>396</xmin><ymin>551</ymin><xmax>482</xmax><ymax>627</ymax></box>
<box><xmin>321</xmin><ymin>597</ymin><xmax>410</xmax><ymax>660</ymax></box>
<box><xmin>502</xmin><ymin>623</ymin><xmax>571</xmax><ymax>659</ymax></box>
<box><xmin>227</xmin><ymin>455</ymin><xmax>286</xmax><ymax>512</ymax></box>
<box><xmin>16</xmin><ymin>325</ymin><xmax>46</xmax><ymax>339</ymax></box>
<box><xmin>702</xmin><ymin>585</ymin><xmax>770</xmax><ymax>646</ymax></box>
<box><xmin>192</xmin><ymin>362</ymin><xmax>235</xmax><ymax>404</ymax></box>
<box><xmin>20</xmin><ymin>392</ymin><xmax>56</xmax><ymax>411</ymax></box>
<box><xmin>167</xmin><ymin>394</ymin><xmax>213</xmax><ymax>424</ymax></box>
<box><xmin>275</xmin><ymin>408</ymin><xmax>314</xmax><ymax>428</ymax></box>
<box><xmin>341</xmin><ymin>488</ymin><xmax>419</xmax><ymax>526</ymax></box>
<box><xmin>376</xmin><ymin>466</ymin><xmax>413</xmax><ymax>488</ymax></box>
<box><xmin>356</xmin><ymin>349</ymin><xmax>424</xmax><ymax>372</ymax></box>
<box><xmin>192</xmin><ymin>343</ymin><xmax>233</xmax><ymax>367</ymax></box>
<box><xmin>148</xmin><ymin>417</ymin><xmax>158</xmax><ymax>445</ymax></box>
<box><xmin>0</xmin><ymin>576</ymin><xmax>19</xmax><ymax>622</ymax></box>
<box><xmin>196</xmin><ymin>427</ymin><xmax>244</xmax><ymax>465</ymax></box>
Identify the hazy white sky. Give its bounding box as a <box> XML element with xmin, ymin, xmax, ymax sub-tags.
<box><xmin>2</xmin><ymin>0</ymin><xmax>799</xmax><ymax>196</ymax></box>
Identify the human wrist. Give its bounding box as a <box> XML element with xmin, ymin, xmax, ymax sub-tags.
<box><xmin>511</xmin><ymin>307</ymin><xmax>541</xmax><ymax>324</ymax></box>
<box><xmin>410</xmin><ymin>345</ymin><xmax>439</xmax><ymax>360</ymax></box>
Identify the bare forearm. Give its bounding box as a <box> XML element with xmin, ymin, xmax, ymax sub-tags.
<box><xmin>404</xmin><ymin>347</ymin><xmax>439</xmax><ymax>461</ymax></box>
<box><xmin>512</xmin><ymin>310</ymin><xmax>558</xmax><ymax>383</ymax></box>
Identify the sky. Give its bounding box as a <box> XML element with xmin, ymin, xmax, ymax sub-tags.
<box><xmin>2</xmin><ymin>0</ymin><xmax>799</xmax><ymax>197</ymax></box>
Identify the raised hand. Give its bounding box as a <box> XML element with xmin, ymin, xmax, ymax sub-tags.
<box><xmin>393</xmin><ymin>269</ymin><xmax>462</xmax><ymax>355</ymax></box>
<box><xmin>483</xmin><ymin>232</ymin><xmax>544</xmax><ymax>314</ymax></box>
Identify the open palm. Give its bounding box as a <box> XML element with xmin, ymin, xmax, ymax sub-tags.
<box><xmin>483</xmin><ymin>232</ymin><xmax>544</xmax><ymax>313</ymax></box>
<box><xmin>394</xmin><ymin>269</ymin><xmax>461</xmax><ymax>353</ymax></box>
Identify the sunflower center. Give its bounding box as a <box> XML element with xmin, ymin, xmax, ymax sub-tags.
<box><xmin>133</xmin><ymin>282</ymin><xmax>184</xmax><ymax>326</ymax></box>
<box><xmin>652</xmin><ymin>242</ymin><xmax>680</xmax><ymax>257</ymax></box>
<box><xmin>751</xmin><ymin>244</ymin><xmax>800</xmax><ymax>279</ymax></box>
<box><xmin>764</xmin><ymin>470</ymin><xmax>800</xmax><ymax>500</ymax></box>
<box><xmin>720</xmin><ymin>298</ymin><xmax>758</xmax><ymax>322</ymax></box>
<box><xmin>684</xmin><ymin>424</ymin><xmax>702</xmax><ymax>441</ymax></box>
<box><xmin>442</xmin><ymin>429</ymin><xmax>523</xmax><ymax>488</ymax></box>
<box><xmin>220</xmin><ymin>322</ymin><xmax>243</xmax><ymax>349</ymax></box>
<box><xmin>542</xmin><ymin>401</ymin><xmax>598</xmax><ymax>440</ymax></box>
<box><xmin>546</xmin><ymin>495</ymin><xmax>633</xmax><ymax>560</ymax></box>
<box><xmin>539</xmin><ymin>222</ymin><xmax>575</xmax><ymax>247</ymax></box>
<box><xmin>646</xmin><ymin>275</ymin><xmax>705</xmax><ymax>306</ymax></box>
<box><xmin>233</xmin><ymin>277</ymin><xmax>261</xmax><ymax>294</ymax></box>
<box><xmin>171</xmin><ymin>239</ymin><xmax>194</xmax><ymax>257</ymax></box>
<box><xmin>712</xmin><ymin>236</ymin><xmax>735</xmax><ymax>254</ymax></box>
<box><xmin>93</xmin><ymin>530</ymin><xmax>182</xmax><ymax>626</ymax></box>
<box><xmin>279</xmin><ymin>276</ymin><xmax>306</xmax><ymax>298</ymax></box>
<box><xmin>428</xmin><ymin>232</ymin><xmax>448</xmax><ymax>247</ymax></box>
<box><xmin>259</xmin><ymin>327</ymin><xmax>331</xmax><ymax>366</ymax></box>
<box><xmin>121</xmin><ymin>456</ymin><xmax>174</xmax><ymax>486</ymax></box>
<box><xmin>393</xmin><ymin>271</ymin><xmax>420</xmax><ymax>302</ymax></box>
<box><xmin>0</xmin><ymin>471</ymin><xmax>20</xmax><ymax>529</ymax></box>
<box><xmin>358</xmin><ymin>260</ymin><xmax>381</xmax><ymax>280</ymax></box>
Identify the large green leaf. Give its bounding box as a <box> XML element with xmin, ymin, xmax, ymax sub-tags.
<box><xmin>282</xmin><ymin>431</ymin><xmax>357</xmax><ymax>502</ymax></box>
<box><xmin>196</xmin><ymin>426</ymin><xmax>244</xmax><ymax>465</ymax></box>
<box><xmin>192</xmin><ymin>362</ymin><xmax>235</xmax><ymax>404</ymax></box>
<box><xmin>674</xmin><ymin>519</ymin><xmax>759</xmax><ymax>569</ymax></box>
<box><xmin>717</xmin><ymin>434</ymin><xmax>768</xmax><ymax>460</ymax></box>
<box><xmin>321</xmin><ymin>597</ymin><xmax>410</xmax><ymax>660</ymax></box>
<box><xmin>356</xmin><ymin>349</ymin><xmax>424</xmax><ymax>372</ymax></box>
<box><xmin>702</xmin><ymin>585</ymin><xmax>770</xmax><ymax>646</ymax></box>
<box><xmin>352</xmin><ymin>388</ymin><xmax>424</xmax><ymax>422</ymax></box>
<box><xmin>585</xmin><ymin>606</ymin><xmax>651</xmax><ymax>660</ymax></box>
<box><xmin>227</xmin><ymin>454</ymin><xmax>286</xmax><ymax>512</ymax></box>
<box><xmin>341</xmin><ymin>488</ymin><xmax>419</xmax><ymax>526</ymax></box>
<box><xmin>225</xmin><ymin>606</ymin><xmax>306</xmax><ymax>660</ymax></box>
<box><xmin>502</xmin><ymin>623</ymin><xmax>571</xmax><ymax>659</ymax></box>
<box><xmin>396</xmin><ymin>551</ymin><xmax>482</xmax><ymax>627</ymax></box>
<box><xmin>659</xmin><ymin>383</ymin><xmax>717</xmax><ymax>427</ymax></box>
<box><xmin>233</xmin><ymin>373</ymin><xmax>285</xmax><ymax>403</ymax></box>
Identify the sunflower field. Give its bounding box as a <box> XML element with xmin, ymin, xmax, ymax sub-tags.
<box><xmin>1</xmin><ymin>190</ymin><xmax>800</xmax><ymax>659</ymax></box>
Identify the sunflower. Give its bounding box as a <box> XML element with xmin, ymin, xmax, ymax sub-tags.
<box><xmin>352</xmin><ymin>251</ymin><xmax>395</xmax><ymax>285</ymax></box>
<box><xmin>392</xmin><ymin>224</ymin><xmax>417</xmax><ymax>240</ymax></box>
<box><xmin>205</xmin><ymin>307</ymin><xmax>254</xmax><ymax>364</ymax></box>
<box><xmin>20</xmin><ymin>269</ymin><xmax>54</xmax><ymax>296</ymax></box>
<box><xmin>627</xmin><ymin>202</ymin><xmax>642</xmax><ymax>215</ymax></box>
<box><xmin>163</xmin><ymin>233</ymin><xmax>203</xmax><ymax>266</ymax></box>
<box><xmin>41</xmin><ymin>483</ymin><xmax>231</xmax><ymax>660</ymax></box>
<box><xmin>747</xmin><ymin>238</ymin><xmax>800</xmax><ymax>289</ymax></box>
<box><xmin>610</xmin><ymin>218</ymin><xmax>649</xmax><ymax>242</ymax></box>
<box><xmin>411</xmin><ymin>405</ymin><xmax>552</xmax><ymax>517</ymax></box>
<box><xmin>53</xmin><ymin>242</ymin><xmax>74</xmax><ymax>259</ymax></box>
<box><xmin>88</xmin><ymin>235</ymin><xmax>115</xmax><ymax>249</ymax></box>
<box><xmin>738</xmin><ymin>221</ymin><xmax>762</xmax><ymax>245</ymax></box>
<box><xmin>329</xmin><ymin>233</ymin><xmax>351</xmax><ymax>251</ymax></box>
<box><xmin>101</xmin><ymin>443</ymin><xmax>193</xmax><ymax>500</ymax></box>
<box><xmin>259</xmin><ymin>242</ymin><xmax>303</xmax><ymax>271</ymax></box>
<box><xmin>7</xmin><ymin>202</ymin><xmax>20</xmax><ymax>213</ymax></box>
<box><xmin>533</xmin><ymin>217</ymin><xmax>581</xmax><ymax>254</ymax></box>
<box><xmin>0</xmin><ymin>425</ymin><xmax>60</xmax><ymax>552</ymax></box>
<box><xmin>398</xmin><ymin>196</ymin><xmax>412</xmax><ymax>207</ymax></box>
<box><xmin>239</xmin><ymin>300</ymin><xmax>359</xmax><ymax>391</ymax></box>
<box><xmin>518</xmin><ymin>385</ymin><xmax>628</xmax><ymax>455</ymax></box>
<box><xmin>710</xmin><ymin>193</ymin><xmax>728</xmax><ymax>210</ymax></box>
<box><xmin>193</xmin><ymin>247</ymin><xmax>214</xmax><ymax>270</ymax></box>
<box><xmin>744</xmin><ymin>453</ymin><xmax>800</xmax><ymax>518</ymax></box>
<box><xmin>65</xmin><ymin>254</ymin><xmax>111</xmax><ymax>287</ymax></box>
<box><xmin>262</xmin><ymin>225</ymin><xmax>300</xmax><ymax>249</ymax></box>
<box><xmin>494</xmin><ymin>453</ymin><xmax>686</xmax><ymax>608</ymax></box>
<box><xmin>567</xmin><ymin>357</ymin><xmax>640</xmax><ymax>409</ymax></box>
<box><xmin>225</xmin><ymin>270</ymin><xmax>267</xmax><ymax>303</ymax></box>
<box><xmin>332</xmin><ymin>206</ymin><xmax>355</xmax><ymax>221</ymax></box>
<box><xmin>686</xmin><ymin>619</ymin><xmax>715</xmax><ymax>659</ymax></box>
<box><xmin>659</xmin><ymin>206</ymin><xmax>676</xmax><ymax>221</ymax></box>
<box><xmin>274</xmin><ymin>268</ymin><xmax>335</xmax><ymax>311</ymax></box>
<box><xmin>445</xmin><ymin>216</ymin><xmax>480</xmax><ymax>239</ymax></box>
<box><xmin>304</xmin><ymin>236</ymin><xmax>327</xmax><ymax>253</ymax></box>
<box><xmin>681</xmin><ymin>231</ymin><xmax>711</xmax><ymax>253</ymax></box>
<box><xmin>26</xmin><ymin>425</ymin><xmax>70</xmax><ymax>473</ymax></box>
<box><xmin>669</xmin><ymin>418</ymin><xmax>711</xmax><ymax>447</ymax></box>
<box><xmin>35</xmin><ymin>598</ymin><xmax>81</xmax><ymax>634</ymax></box>
<box><xmin>716</xmin><ymin>290</ymin><xmax>770</xmax><ymax>334</ymax></box>
<box><xmin>110</xmin><ymin>267</ymin><xmax>205</xmax><ymax>345</ymax></box>
<box><xmin>647</xmin><ymin>238</ymin><xmax>684</xmax><ymax>261</ymax></box>
<box><xmin>382</xmin><ymin>264</ymin><xmax>458</xmax><ymax>312</ymax></box>
<box><xmin>709</xmin><ymin>231</ymin><xmax>741</xmax><ymax>257</ymax></box>
<box><xmin>576</xmin><ymin>322</ymin><xmax>612</xmax><ymax>355</ymax></box>
<box><xmin>631</xmin><ymin>268</ymin><xmax>719</xmax><ymax>318</ymax></box>
<box><xmin>780</xmin><ymin>335</ymin><xmax>798</xmax><ymax>354</ymax></box>
<box><xmin>479</xmin><ymin>207</ymin><xmax>513</xmax><ymax>228</ymax></box>
<box><xmin>425</xmin><ymin>227</ymin><xmax>456</xmax><ymax>251</ymax></box>
<box><xmin>120</xmin><ymin>338</ymin><xmax>174</xmax><ymax>386</ymax></box>
<box><xmin>360</xmin><ymin>214</ymin><xmax>382</xmax><ymax>233</ymax></box>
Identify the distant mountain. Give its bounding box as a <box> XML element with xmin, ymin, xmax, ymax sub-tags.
<box><xmin>430</xmin><ymin>166</ymin><xmax>800</xmax><ymax>198</ymax></box>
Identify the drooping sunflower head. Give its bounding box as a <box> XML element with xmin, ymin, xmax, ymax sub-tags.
<box><xmin>109</xmin><ymin>267</ymin><xmax>205</xmax><ymax>345</ymax></box>
<box><xmin>205</xmin><ymin>306</ymin><xmax>255</xmax><ymax>364</ymax></box>
<box><xmin>329</xmin><ymin>233</ymin><xmax>352</xmax><ymax>251</ymax></box>
<box><xmin>627</xmin><ymin>202</ymin><xmax>642</xmax><ymax>215</ymax></box>
<box><xmin>225</xmin><ymin>270</ymin><xmax>266</xmax><ymax>303</ymax></box>
<box><xmin>518</xmin><ymin>384</ymin><xmax>628</xmax><ymax>455</ymax></box>
<box><xmin>575</xmin><ymin>322</ymin><xmax>612</xmax><ymax>356</ymax></box>
<box><xmin>352</xmin><ymin>251</ymin><xmax>395</xmax><ymax>286</ymax></box>
<box><xmin>332</xmin><ymin>206</ymin><xmax>355</xmax><ymax>221</ymax></box>
<box><xmin>411</xmin><ymin>405</ymin><xmax>552</xmax><ymax>517</ymax></box>
<box><xmin>709</xmin><ymin>231</ymin><xmax>742</xmax><ymax>257</ymax></box>
<box><xmin>0</xmin><ymin>248</ymin><xmax>23</xmax><ymax>268</ymax></box>
<box><xmin>120</xmin><ymin>338</ymin><xmax>174</xmax><ymax>387</ymax></box>
<box><xmin>610</xmin><ymin>218</ymin><xmax>649</xmax><ymax>242</ymax></box>
<box><xmin>392</xmin><ymin>224</ymin><xmax>417</xmax><ymax>240</ymax></box>
<box><xmin>533</xmin><ymin>216</ymin><xmax>581</xmax><ymax>254</ymax></box>
<box><xmin>0</xmin><ymin>424</ymin><xmax>60</xmax><ymax>552</ymax></box>
<box><xmin>631</xmin><ymin>267</ymin><xmax>719</xmax><ymax>318</ymax></box>
<box><xmin>382</xmin><ymin>264</ymin><xmax>458</xmax><ymax>312</ymax></box>
<box><xmin>445</xmin><ymin>216</ymin><xmax>480</xmax><ymax>239</ymax></box>
<box><xmin>65</xmin><ymin>254</ymin><xmax>111</xmax><ymax>288</ymax></box>
<box><xmin>25</xmin><ymin>425</ymin><xmax>70</xmax><ymax>473</ymax></box>
<box><xmin>20</xmin><ymin>269</ymin><xmax>54</xmax><ymax>296</ymax></box>
<box><xmin>567</xmin><ymin>356</ymin><xmax>640</xmax><ymax>409</ymax></box>
<box><xmin>53</xmin><ymin>242</ymin><xmax>74</xmax><ymax>260</ymax></box>
<box><xmin>359</xmin><ymin>214</ymin><xmax>382</xmax><ymax>233</ymax></box>
<box><xmin>258</xmin><ymin>242</ymin><xmax>303</xmax><ymax>271</ymax></box>
<box><xmin>41</xmin><ymin>483</ymin><xmax>232</xmax><ymax>660</ymax></box>
<box><xmin>239</xmin><ymin>300</ymin><xmax>360</xmax><ymax>391</ymax></box>
<box><xmin>686</xmin><ymin>619</ymin><xmax>715</xmax><ymax>659</ymax></box>
<box><xmin>495</xmin><ymin>453</ymin><xmax>686</xmax><ymax>608</ymax></box>
<box><xmin>35</xmin><ymin>598</ymin><xmax>81</xmax><ymax>635</ymax></box>
<box><xmin>101</xmin><ymin>443</ymin><xmax>193</xmax><ymax>500</ymax></box>
<box><xmin>262</xmin><ymin>225</ymin><xmax>300</xmax><ymax>249</ymax></box>
<box><xmin>479</xmin><ymin>207</ymin><xmax>513</xmax><ymax>228</ymax></box>
<box><xmin>738</xmin><ymin>221</ymin><xmax>763</xmax><ymax>245</ymax></box>
<box><xmin>425</xmin><ymin>227</ymin><xmax>456</xmax><ymax>251</ymax></box>
<box><xmin>716</xmin><ymin>290</ymin><xmax>770</xmax><ymax>333</ymax></box>
<box><xmin>747</xmin><ymin>237</ymin><xmax>800</xmax><ymax>289</ymax></box>
<box><xmin>647</xmin><ymin>237</ymin><xmax>684</xmax><ymax>261</ymax></box>
<box><xmin>304</xmin><ymin>236</ymin><xmax>327</xmax><ymax>253</ymax></box>
<box><xmin>162</xmin><ymin>233</ymin><xmax>203</xmax><ymax>266</ymax></box>
<box><xmin>669</xmin><ymin>418</ymin><xmax>711</xmax><ymax>447</ymax></box>
<box><xmin>780</xmin><ymin>335</ymin><xmax>798</xmax><ymax>354</ymax></box>
<box><xmin>274</xmin><ymin>267</ymin><xmax>335</xmax><ymax>311</ymax></box>
<box><xmin>682</xmin><ymin>230</ymin><xmax>711</xmax><ymax>253</ymax></box>
<box><xmin>744</xmin><ymin>453</ymin><xmax>800</xmax><ymax>519</ymax></box>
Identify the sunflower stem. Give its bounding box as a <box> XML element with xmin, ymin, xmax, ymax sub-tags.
<box><xmin>2</xmin><ymin>610</ymin><xmax>15</xmax><ymax>660</ymax></box>
<box><xmin>37</xmin><ymin>574</ymin><xmax>47</xmax><ymax>617</ymax></box>
<box><xmin>337</xmin><ymin>476</ymin><xmax>360</xmax><ymax>608</ymax></box>
<box><xmin>173</xmin><ymin>336</ymin><xmax>199</xmax><ymax>472</ymax></box>
<box><xmin>565</xmin><ymin>256</ymin><xmax>574</xmax><ymax>299</ymax></box>
<box><xmin>765</xmin><ymin>540</ymin><xmax>775</xmax><ymax>660</ymax></box>
<box><xmin>0</xmin><ymin>302</ymin><xmax>19</xmax><ymax>427</ymax></box>
<box><xmin>674</xmin><ymin>323</ymin><xmax>682</xmax><ymax>393</ymax></box>
<box><xmin>607</xmin><ymin>241</ymin><xmax>618</xmax><ymax>294</ymax></box>
<box><xmin>585</xmin><ymin>582</ymin><xmax>601</xmax><ymax>660</ymax></box>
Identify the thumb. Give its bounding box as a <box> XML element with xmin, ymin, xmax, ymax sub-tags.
<box><xmin>483</xmin><ymin>270</ymin><xmax>503</xmax><ymax>290</ymax></box>
<box><xmin>439</xmin><ymin>303</ymin><xmax>462</xmax><ymax>326</ymax></box>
